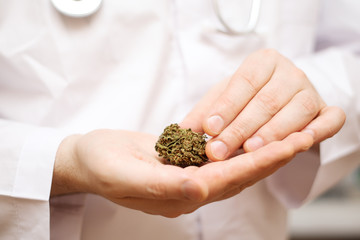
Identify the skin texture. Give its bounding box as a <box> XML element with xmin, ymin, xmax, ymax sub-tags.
<box><xmin>51</xmin><ymin>49</ymin><xmax>345</xmax><ymax>218</ymax></box>
<box><xmin>51</xmin><ymin>129</ymin><xmax>313</xmax><ymax>218</ymax></box>
<box><xmin>181</xmin><ymin>49</ymin><xmax>345</xmax><ymax>161</ymax></box>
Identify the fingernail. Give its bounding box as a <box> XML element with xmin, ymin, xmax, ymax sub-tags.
<box><xmin>182</xmin><ymin>180</ymin><xmax>203</xmax><ymax>201</ymax></box>
<box><xmin>210</xmin><ymin>140</ymin><xmax>228</xmax><ymax>160</ymax></box>
<box><xmin>245</xmin><ymin>136</ymin><xmax>264</xmax><ymax>151</ymax></box>
<box><xmin>207</xmin><ymin>115</ymin><xmax>224</xmax><ymax>135</ymax></box>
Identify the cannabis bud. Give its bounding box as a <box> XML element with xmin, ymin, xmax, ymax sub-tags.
<box><xmin>155</xmin><ymin>123</ymin><xmax>208</xmax><ymax>168</ymax></box>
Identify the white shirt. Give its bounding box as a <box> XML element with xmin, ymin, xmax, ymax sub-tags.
<box><xmin>0</xmin><ymin>0</ymin><xmax>359</xmax><ymax>239</ymax></box>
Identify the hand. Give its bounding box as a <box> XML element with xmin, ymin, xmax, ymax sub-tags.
<box><xmin>181</xmin><ymin>49</ymin><xmax>345</xmax><ymax>161</ymax></box>
<box><xmin>51</xmin><ymin>128</ymin><xmax>313</xmax><ymax>217</ymax></box>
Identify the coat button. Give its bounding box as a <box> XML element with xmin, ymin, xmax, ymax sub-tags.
<box><xmin>51</xmin><ymin>0</ymin><xmax>102</xmax><ymax>17</ymax></box>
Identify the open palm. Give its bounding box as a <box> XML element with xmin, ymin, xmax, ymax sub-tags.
<box><xmin>52</xmin><ymin>129</ymin><xmax>313</xmax><ymax>217</ymax></box>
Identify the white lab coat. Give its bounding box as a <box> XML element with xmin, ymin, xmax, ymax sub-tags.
<box><xmin>0</xmin><ymin>0</ymin><xmax>359</xmax><ymax>239</ymax></box>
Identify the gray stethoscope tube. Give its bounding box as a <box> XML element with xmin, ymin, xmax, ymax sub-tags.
<box><xmin>212</xmin><ymin>0</ymin><xmax>262</xmax><ymax>35</ymax></box>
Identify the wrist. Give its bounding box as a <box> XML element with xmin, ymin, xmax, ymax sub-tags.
<box><xmin>51</xmin><ymin>134</ymin><xmax>84</xmax><ymax>197</ymax></box>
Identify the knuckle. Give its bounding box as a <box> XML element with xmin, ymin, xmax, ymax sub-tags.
<box><xmin>292</xmin><ymin>67</ymin><xmax>308</xmax><ymax>81</ymax></box>
<box><xmin>300</xmin><ymin>91</ymin><xmax>319</xmax><ymax>115</ymax></box>
<box><xmin>255</xmin><ymin>91</ymin><xmax>282</xmax><ymax>115</ymax></box>
<box><xmin>218</xmin><ymin>93</ymin><xmax>238</xmax><ymax>112</ymax></box>
<box><xmin>146</xmin><ymin>181</ymin><xmax>168</xmax><ymax>199</ymax></box>
<box><xmin>247</xmin><ymin>155</ymin><xmax>263</xmax><ymax>172</ymax></box>
<box><xmin>95</xmin><ymin>173</ymin><xmax>114</xmax><ymax>193</ymax></box>
<box><xmin>231</xmin><ymin>70</ymin><xmax>258</xmax><ymax>95</ymax></box>
<box><xmin>227</xmin><ymin>122</ymin><xmax>250</xmax><ymax>144</ymax></box>
<box><xmin>237</xmin><ymin>71</ymin><xmax>260</xmax><ymax>93</ymax></box>
<box><xmin>259</xmin><ymin>126</ymin><xmax>283</xmax><ymax>142</ymax></box>
<box><xmin>258</xmin><ymin>48</ymin><xmax>280</xmax><ymax>58</ymax></box>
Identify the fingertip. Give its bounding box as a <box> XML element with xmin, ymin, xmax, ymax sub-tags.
<box><xmin>243</xmin><ymin>136</ymin><xmax>264</xmax><ymax>152</ymax></box>
<box><xmin>299</xmin><ymin>132</ymin><xmax>314</xmax><ymax>151</ymax></box>
<box><xmin>205</xmin><ymin>142</ymin><xmax>216</xmax><ymax>161</ymax></box>
<box><xmin>301</xmin><ymin>106</ymin><xmax>346</xmax><ymax>144</ymax></box>
<box><xmin>204</xmin><ymin>115</ymin><xmax>224</xmax><ymax>136</ymax></box>
<box><xmin>332</xmin><ymin>106</ymin><xmax>346</xmax><ymax>125</ymax></box>
<box><xmin>286</xmin><ymin>132</ymin><xmax>314</xmax><ymax>152</ymax></box>
<box><xmin>302</xmin><ymin>128</ymin><xmax>315</xmax><ymax>139</ymax></box>
<box><xmin>206</xmin><ymin>140</ymin><xmax>229</xmax><ymax>161</ymax></box>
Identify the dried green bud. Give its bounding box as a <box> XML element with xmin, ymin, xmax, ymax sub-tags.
<box><xmin>155</xmin><ymin>123</ymin><xmax>208</xmax><ymax>168</ymax></box>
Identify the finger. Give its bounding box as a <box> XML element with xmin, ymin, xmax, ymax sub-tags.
<box><xmin>202</xmin><ymin>49</ymin><xmax>280</xmax><ymax>136</ymax></box>
<box><xmin>217</xmin><ymin>132</ymin><xmax>314</xmax><ymax>201</ymax></box>
<box><xmin>207</xmin><ymin>64</ymin><xmax>307</xmax><ymax>160</ymax></box>
<box><xmin>196</xmin><ymin>132</ymin><xmax>313</xmax><ymax>200</ymax></box>
<box><xmin>180</xmin><ymin>78</ymin><xmax>229</xmax><ymax>133</ymax></box>
<box><xmin>212</xmin><ymin>132</ymin><xmax>313</xmax><ymax>202</ymax></box>
<box><xmin>243</xmin><ymin>88</ymin><xmax>324</xmax><ymax>152</ymax></box>
<box><xmin>301</xmin><ymin>106</ymin><xmax>345</xmax><ymax>144</ymax></box>
<box><xmin>224</xmin><ymin>132</ymin><xmax>313</xmax><ymax>183</ymax></box>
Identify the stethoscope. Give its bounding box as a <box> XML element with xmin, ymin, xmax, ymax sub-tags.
<box><xmin>212</xmin><ymin>0</ymin><xmax>262</xmax><ymax>35</ymax></box>
<box><xmin>51</xmin><ymin>0</ymin><xmax>102</xmax><ymax>18</ymax></box>
<box><xmin>51</xmin><ymin>0</ymin><xmax>261</xmax><ymax>35</ymax></box>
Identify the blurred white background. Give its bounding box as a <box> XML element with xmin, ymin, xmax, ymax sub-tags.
<box><xmin>289</xmin><ymin>167</ymin><xmax>360</xmax><ymax>240</ymax></box>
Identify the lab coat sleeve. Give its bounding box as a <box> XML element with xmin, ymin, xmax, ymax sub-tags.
<box><xmin>266</xmin><ymin>48</ymin><xmax>360</xmax><ymax>208</ymax></box>
<box><xmin>0</xmin><ymin>119</ymin><xmax>69</xmax><ymax>239</ymax></box>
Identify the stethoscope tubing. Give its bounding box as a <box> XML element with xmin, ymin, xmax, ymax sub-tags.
<box><xmin>212</xmin><ymin>0</ymin><xmax>262</xmax><ymax>35</ymax></box>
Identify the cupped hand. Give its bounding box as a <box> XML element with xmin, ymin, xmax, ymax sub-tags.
<box><xmin>51</xmin><ymin>128</ymin><xmax>313</xmax><ymax>218</ymax></box>
<box><xmin>181</xmin><ymin>49</ymin><xmax>345</xmax><ymax>161</ymax></box>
